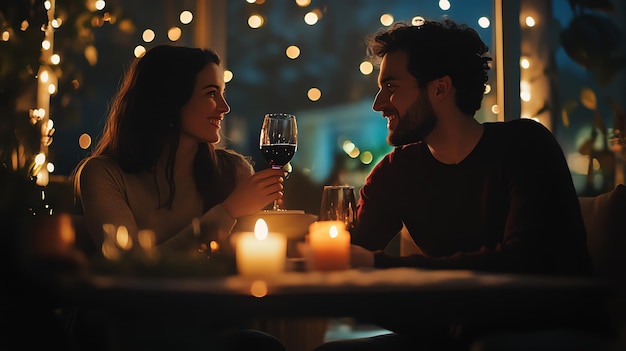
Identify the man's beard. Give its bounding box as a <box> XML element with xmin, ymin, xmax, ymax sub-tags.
<box><xmin>387</xmin><ymin>94</ymin><xmax>437</xmax><ymax>146</ymax></box>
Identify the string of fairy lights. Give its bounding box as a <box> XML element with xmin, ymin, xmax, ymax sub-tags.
<box><xmin>17</xmin><ymin>0</ymin><xmax>547</xmax><ymax>185</ymax></box>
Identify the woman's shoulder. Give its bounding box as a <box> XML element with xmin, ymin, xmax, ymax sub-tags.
<box><xmin>80</xmin><ymin>155</ymin><xmax>119</xmax><ymax>171</ymax></box>
<box><xmin>76</xmin><ymin>155</ymin><xmax>123</xmax><ymax>181</ymax></box>
<box><xmin>215</xmin><ymin>148</ymin><xmax>254</xmax><ymax>175</ymax></box>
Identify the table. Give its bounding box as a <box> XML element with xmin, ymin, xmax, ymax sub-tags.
<box><xmin>67</xmin><ymin>267</ymin><xmax>611</xmax><ymax>325</ymax></box>
<box><xmin>56</xmin><ymin>267</ymin><xmax>614</xmax><ymax>351</ymax></box>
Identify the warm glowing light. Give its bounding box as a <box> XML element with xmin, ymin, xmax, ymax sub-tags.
<box><xmin>360</xmin><ymin>151</ymin><xmax>373</xmax><ymax>164</ymax></box>
<box><xmin>411</xmin><ymin>17</ymin><xmax>425</xmax><ymax>26</ymax></box>
<box><xmin>42</xmin><ymin>40</ymin><xmax>51</xmax><ymax>50</ymax></box>
<box><xmin>307</xmin><ymin>88</ymin><xmax>321</xmax><ymax>101</ymax></box>
<box><xmin>101</xmin><ymin>240</ymin><xmax>120</xmax><ymax>260</ymax></box>
<box><xmin>168</xmin><ymin>27</ymin><xmax>182</xmax><ymax>41</ymax></box>
<box><xmin>439</xmin><ymin>0</ymin><xmax>451</xmax><ymax>11</ymax></box>
<box><xmin>47</xmin><ymin>119</ymin><xmax>54</xmax><ymax>130</ymax></box>
<box><xmin>491</xmin><ymin>104</ymin><xmax>500</xmax><ymax>114</ymax></box>
<box><xmin>484</xmin><ymin>84</ymin><xmax>492</xmax><ymax>94</ymax></box>
<box><xmin>478</xmin><ymin>17</ymin><xmax>490</xmax><ymax>28</ymax></box>
<box><xmin>286</xmin><ymin>45</ymin><xmax>300</xmax><ymax>59</ymax></box>
<box><xmin>85</xmin><ymin>45</ymin><xmax>98</xmax><ymax>65</ymax></box>
<box><xmin>250</xmin><ymin>280</ymin><xmax>268</xmax><ymax>298</ymax></box>
<box><xmin>134</xmin><ymin>45</ymin><xmax>146</xmax><ymax>58</ymax></box>
<box><xmin>248</xmin><ymin>15</ymin><xmax>264</xmax><ymax>28</ymax></box>
<box><xmin>359</xmin><ymin>61</ymin><xmax>373</xmax><ymax>75</ymax></box>
<box><xmin>342</xmin><ymin>141</ymin><xmax>355</xmax><ymax>153</ymax></box>
<box><xmin>102</xmin><ymin>12</ymin><xmax>115</xmax><ymax>23</ymax></box>
<box><xmin>329</xmin><ymin>225</ymin><xmax>338</xmax><ymax>238</ymax></box>
<box><xmin>520</xmin><ymin>57</ymin><xmax>530</xmax><ymax>69</ymax></box>
<box><xmin>51</xmin><ymin>54</ymin><xmax>60</xmax><ymax>65</ymax></box>
<box><xmin>34</xmin><ymin>153</ymin><xmax>46</xmax><ymax>165</ymax></box>
<box><xmin>95</xmin><ymin>0</ymin><xmax>106</xmax><ymax>11</ymax></box>
<box><xmin>138</xmin><ymin>229</ymin><xmax>156</xmax><ymax>249</ymax></box>
<box><xmin>79</xmin><ymin>133</ymin><xmax>92</xmax><ymax>149</ymax></box>
<box><xmin>116</xmin><ymin>226</ymin><xmax>132</xmax><ymax>250</ymax></box>
<box><xmin>254</xmin><ymin>219</ymin><xmax>269</xmax><ymax>240</ymax></box>
<box><xmin>51</xmin><ymin>18</ymin><xmax>62</xmax><ymax>28</ymax></box>
<box><xmin>180</xmin><ymin>11</ymin><xmax>193</xmax><ymax>24</ymax></box>
<box><xmin>380</xmin><ymin>14</ymin><xmax>394</xmax><ymax>26</ymax></box>
<box><xmin>348</xmin><ymin>147</ymin><xmax>360</xmax><ymax>158</ymax></box>
<box><xmin>48</xmin><ymin>84</ymin><xmax>56</xmax><ymax>94</ymax></box>
<box><xmin>40</xmin><ymin>70</ymin><xmax>49</xmax><ymax>83</ymax></box>
<box><xmin>580</xmin><ymin>88</ymin><xmax>597</xmax><ymax>110</ymax></box>
<box><xmin>2</xmin><ymin>31</ymin><xmax>9</xmax><ymax>41</ymax></box>
<box><xmin>525</xmin><ymin>16</ymin><xmax>536</xmax><ymax>27</ymax></box>
<box><xmin>119</xmin><ymin>19</ymin><xmax>134</xmax><ymax>33</ymax></box>
<box><xmin>296</xmin><ymin>0</ymin><xmax>311</xmax><ymax>6</ymax></box>
<box><xmin>246</xmin><ymin>0</ymin><xmax>255</xmax><ymax>3</ymax></box>
<box><xmin>36</xmin><ymin>169</ymin><xmax>49</xmax><ymax>186</ymax></box>
<box><xmin>142</xmin><ymin>29</ymin><xmax>155</xmax><ymax>42</ymax></box>
<box><xmin>304</xmin><ymin>12</ymin><xmax>319</xmax><ymax>25</ymax></box>
<box><xmin>47</xmin><ymin>162</ymin><xmax>55</xmax><ymax>172</ymax></box>
<box><xmin>210</xmin><ymin>241</ymin><xmax>219</xmax><ymax>251</ymax></box>
<box><xmin>224</xmin><ymin>70</ymin><xmax>233</xmax><ymax>83</ymax></box>
<box><xmin>20</xmin><ymin>20</ymin><xmax>28</xmax><ymax>31</ymax></box>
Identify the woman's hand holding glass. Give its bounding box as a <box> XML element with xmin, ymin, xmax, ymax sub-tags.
<box><xmin>221</xmin><ymin>167</ymin><xmax>285</xmax><ymax>219</ymax></box>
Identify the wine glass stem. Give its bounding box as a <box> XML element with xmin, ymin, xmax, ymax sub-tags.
<box><xmin>272</xmin><ymin>165</ymin><xmax>283</xmax><ymax>210</ymax></box>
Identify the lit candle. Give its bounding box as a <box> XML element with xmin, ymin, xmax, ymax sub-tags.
<box><xmin>308</xmin><ymin>220</ymin><xmax>350</xmax><ymax>271</ymax></box>
<box><xmin>236</xmin><ymin>218</ymin><xmax>287</xmax><ymax>276</ymax></box>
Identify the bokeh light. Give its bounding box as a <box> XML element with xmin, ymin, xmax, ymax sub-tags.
<box><xmin>307</xmin><ymin>87</ymin><xmax>321</xmax><ymax>101</ymax></box>
<box><xmin>168</xmin><ymin>27</ymin><xmax>182</xmax><ymax>41</ymax></box>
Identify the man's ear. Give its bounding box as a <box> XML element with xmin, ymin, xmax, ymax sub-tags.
<box><xmin>433</xmin><ymin>75</ymin><xmax>452</xmax><ymax>97</ymax></box>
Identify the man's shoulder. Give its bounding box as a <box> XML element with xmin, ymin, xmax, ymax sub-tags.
<box><xmin>486</xmin><ymin>118</ymin><xmax>551</xmax><ymax>135</ymax></box>
<box><xmin>485</xmin><ymin>119</ymin><xmax>554</xmax><ymax>145</ymax></box>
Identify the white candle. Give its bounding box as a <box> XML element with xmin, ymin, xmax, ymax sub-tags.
<box><xmin>236</xmin><ymin>218</ymin><xmax>286</xmax><ymax>276</ymax></box>
<box><xmin>308</xmin><ymin>220</ymin><xmax>350</xmax><ymax>271</ymax></box>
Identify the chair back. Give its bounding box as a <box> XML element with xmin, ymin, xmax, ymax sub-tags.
<box><xmin>578</xmin><ymin>184</ymin><xmax>626</xmax><ymax>280</ymax></box>
<box><xmin>579</xmin><ymin>183</ymin><xmax>626</xmax><ymax>333</ymax></box>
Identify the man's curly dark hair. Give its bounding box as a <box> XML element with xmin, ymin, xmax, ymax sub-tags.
<box><xmin>367</xmin><ymin>19</ymin><xmax>492</xmax><ymax>116</ymax></box>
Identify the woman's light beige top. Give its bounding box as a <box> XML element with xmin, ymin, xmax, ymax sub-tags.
<box><xmin>75</xmin><ymin>152</ymin><xmax>252</xmax><ymax>253</ymax></box>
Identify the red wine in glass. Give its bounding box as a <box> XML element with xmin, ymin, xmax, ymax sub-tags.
<box><xmin>261</xmin><ymin>144</ymin><xmax>297</xmax><ymax>169</ymax></box>
<box><xmin>260</xmin><ymin>113</ymin><xmax>298</xmax><ymax>211</ymax></box>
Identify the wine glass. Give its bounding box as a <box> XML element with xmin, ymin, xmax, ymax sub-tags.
<box><xmin>319</xmin><ymin>185</ymin><xmax>357</xmax><ymax>231</ymax></box>
<box><xmin>260</xmin><ymin>113</ymin><xmax>298</xmax><ymax>211</ymax></box>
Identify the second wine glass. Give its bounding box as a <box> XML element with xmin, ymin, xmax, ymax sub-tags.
<box><xmin>260</xmin><ymin>113</ymin><xmax>298</xmax><ymax>211</ymax></box>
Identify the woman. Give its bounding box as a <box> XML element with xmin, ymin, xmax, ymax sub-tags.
<box><xmin>74</xmin><ymin>45</ymin><xmax>284</xmax><ymax>254</ymax></box>
<box><xmin>71</xmin><ymin>45</ymin><xmax>286</xmax><ymax>351</ymax></box>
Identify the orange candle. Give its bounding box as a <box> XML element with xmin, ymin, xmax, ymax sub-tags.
<box><xmin>308</xmin><ymin>220</ymin><xmax>350</xmax><ymax>271</ymax></box>
<box><xmin>236</xmin><ymin>218</ymin><xmax>286</xmax><ymax>276</ymax></box>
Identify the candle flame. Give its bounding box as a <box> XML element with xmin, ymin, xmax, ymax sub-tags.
<box><xmin>329</xmin><ymin>225</ymin><xmax>338</xmax><ymax>238</ymax></box>
<box><xmin>254</xmin><ymin>218</ymin><xmax>269</xmax><ymax>240</ymax></box>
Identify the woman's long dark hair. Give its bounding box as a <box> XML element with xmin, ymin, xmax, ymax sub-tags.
<box><xmin>77</xmin><ymin>45</ymin><xmax>239</xmax><ymax>211</ymax></box>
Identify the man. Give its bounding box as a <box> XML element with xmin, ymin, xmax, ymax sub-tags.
<box><xmin>315</xmin><ymin>18</ymin><xmax>596</xmax><ymax>351</ymax></box>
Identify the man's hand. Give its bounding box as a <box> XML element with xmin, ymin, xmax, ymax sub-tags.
<box><xmin>350</xmin><ymin>244</ymin><xmax>374</xmax><ymax>268</ymax></box>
